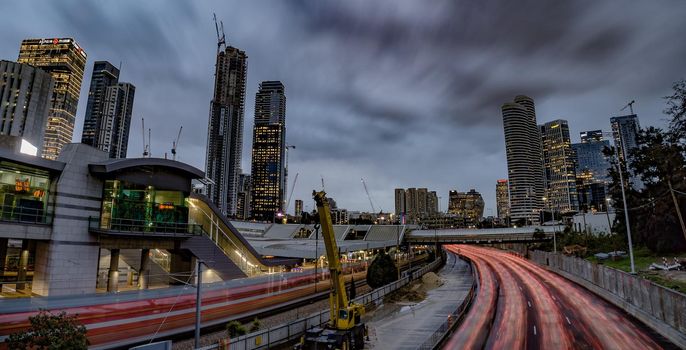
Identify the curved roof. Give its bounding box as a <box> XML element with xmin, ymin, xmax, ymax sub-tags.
<box><xmin>89</xmin><ymin>157</ymin><xmax>204</xmax><ymax>179</ymax></box>
<box><xmin>0</xmin><ymin>147</ymin><xmax>65</xmax><ymax>173</ymax></box>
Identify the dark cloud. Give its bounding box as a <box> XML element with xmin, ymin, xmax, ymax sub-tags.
<box><xmin>0</xmin><ymin>0</ymin><xmax>684</xmax><ymax>212</ymax></box>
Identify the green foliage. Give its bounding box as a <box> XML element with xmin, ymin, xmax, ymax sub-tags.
<box><xmin>533</xmin><ymin>228</ymin><xmax>546</xmax><ymax>240</ymax></box>
<box><xmin>249</xmin><ymin>318</ymin><xmax>261</xmax><ymax>333</ymax></box>
<box><xmin>665</xmin><ymin>79</ymin><xmax>686</xmax><ymax>140</ymax></box>
<box><xmin>366</xmin><ymin>252</ymin><xmax>398</xmax><ymax>288</ymax></box>
<box><xmin>538</xmin><ymin>230</ymin><xmax>626</xmax><ymax>256</ymax></box>
<box><xmin>6</xmin><ymin>310</ymin><xmax>88</xmax><ymax>350</ymax></box>
<box><xmin>226</xmin><ymin>320</ymin><xmax>247</xmax><ymax>338</ymax></box>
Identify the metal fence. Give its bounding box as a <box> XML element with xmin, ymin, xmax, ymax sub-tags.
<box><xmin>197</xmin><ymin>258</ymin><xmax>443</xmax><ymax>350</ymax></box>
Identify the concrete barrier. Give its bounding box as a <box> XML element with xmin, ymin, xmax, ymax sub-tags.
<box><xmin>530</xmin><ymin>250</ymin><xmax>686</xmax><ymax>348</ymax></box>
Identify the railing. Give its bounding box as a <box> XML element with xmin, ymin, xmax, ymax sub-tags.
<box><xmin>0</xmin><ymin>204</ymin><xmax>51</xmax><ymax>225</ymax></box>
<box><xmin>198</xmin><ymin>257</ymin><xmax>444</xmax><ymax>350</ymax></box>
<box><xmin>88</xmin><ymin>217</ymin><xmax>203</xmax><ymax>236</ymax></box>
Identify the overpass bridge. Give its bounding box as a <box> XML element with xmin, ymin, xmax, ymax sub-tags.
<box><xmin>406</xmin><ymin>226</ymin><xmax>557</xmax><ymax>244</ymax></box>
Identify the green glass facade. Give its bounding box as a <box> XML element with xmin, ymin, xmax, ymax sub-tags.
<box><xmin>0</xmin><ymin>161</ymin><xmax>51</xmax><ymax>223</ymax></box>
<box><xmin>100</xmin><ymin>180</ymin><xmax>189</xmax><ymax>232</ymax></box>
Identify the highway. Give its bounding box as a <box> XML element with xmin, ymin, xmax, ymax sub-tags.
<box><xmin>443</xmin><ymin>245</ymin><xmax>672</xmax><ymax>350</ymax></box>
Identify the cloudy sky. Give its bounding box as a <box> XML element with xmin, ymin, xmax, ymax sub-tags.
<box><xmin>1</xmin><ymin>1</ymin><xmax>685</xmax><ymax>214</ymax></box>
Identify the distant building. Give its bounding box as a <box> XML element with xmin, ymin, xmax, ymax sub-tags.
<box><xmin>572</xmin><ymin>130</ymin><xmax>611</xmax><ymax>212</ymax></box>
<box><xmin>610</xmin><ymin>114</ymin><xmax>642</xmax><ymax>188</ymax></box>
<box><xmin>395</xmin><ymin>187</ymin><xmax>439</xmax><ymax>223</ymax></box>
<box><xmin>18</xmin><ymin>38</ymin><xmax>87</xmax><ymax>160</ymax></box>
<box><xmin>540</xmin><ymin>119</ymin><xmax>578</xmax><ymax>213</ymax></box>
<box><xmin>495</xmin><ymin>179</ymin><xmax>510</xmax><ymax>219</ymax></box>
<box><xmin>394</xmin><ymin>188</ymin><xmax>405</xmax><ymax>216</ymax></box>
<box><xmin>236</xmin><ymin>173</ymin><xmax>251</xmax><ymax>220</ymax></box>
<box><xmin>81</xmin><ymin>61</ymin><xmax>135</xmax><ymax>158</ymax></box>
<box><xmin>448</xmin><ymin>189</ymin><xmax>485</xmax><ymax>227</ymax></box>
<box><xmin>250</xmin><ymin>81</ymin><xmax>287</xmax><ymax>221</ymax></box>
<box><xmin>502</xmin><ymin>95</ymin><xmax>545</xmax><ymax>224</ymax></box>
<box><xmin>0</xmin><ymin>60</ymin><xmax>54</xmax><ymax>153</ymax></box>
<box><xmin>294</xmin><ymin>199</ymin><xmax>303</xmax><ymax>217</ymax></box>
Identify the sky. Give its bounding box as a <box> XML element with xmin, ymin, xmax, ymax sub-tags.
<box><xmin>1</xmin><ymin>1</ymin><xmax>685</xmax><ymax>215</ymax></box>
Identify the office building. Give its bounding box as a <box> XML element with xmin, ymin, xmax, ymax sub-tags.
<box><xmin>495</xmin><ymin>179</ymin><xmax>510</xmax><ymax>219</ymax></box>
<box><xmin>501</xmin><ymin>95</ymin><xmax>545</xmax><ymax>224</ymax></box>
<box><xmin>0</xmin><ymin>60</ymin><xmax>54</xmax><ymax>153</ymax></box>
<box><xmin>236</xmin><ymin>173</ymin><xmax>252</xmax><ymax>220</ymax></box>
<box><xmin>80</xmin><ymin>62</ymin><xmax>136</xmax><ymax>158</ymax></box>
<box><xmin>205</xmin><ymin>45</ymin><xmax>247</xmax><ymax>216</ymax></box>
<box><xmin>427</xmin><ymin>191</ymin><xmax>439</xmax><ymax>214</ymax></box>
<box><xmin>18</xmin><ymin>38</ymin><xmax>87</xmax><ymax>160</ymax></box>
<box><xmin>394</xmin><ymin>188</ymin><xmax>406</xmax><ymax>216</ymax></box>
<box><xmin>448</xmin><ymin>189</ymin><xmax>485</xmax><ymax>227</ymax></box>
<box><xmin>294</xmin><ymin>199</ymin><xmax>303</xmax><ymax>217</ymax></box>
<box><xmin>540</xmin><ymin>119</ymin><xmax>578</xmax><ymax>213</ymax></box>
<box><xmin>580</xmin><ymin>130</ymin><xmax>604</xmax><ymax>143</ymax></box>
<box><xmin>395</xmin><ymin>187</ymin><xmax>438</xmax><ymax>223</ymax></box>
<box><xmin>610</xmin><ymin>115</ymin><xmax>640</xmax><ymax>164</ymax></box>
<box><xmin>572</xmin><ymin>130</ymin><xmax>611</xmax><ymax>211</ymax></box>
<box><xmin>250</xmin><ymin>81</ymin><xmax>286</xmax><ymax>221</ymax></box>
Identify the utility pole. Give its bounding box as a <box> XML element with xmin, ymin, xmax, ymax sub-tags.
<box><xmin>668</xmin><ymin>179</ymin><xmax>686</xmax><ymax>242</ymax></box>
<box><xmin>194</xmin><ymin>260</ymin><xmax>203</xmax><ymax>349</ymax></box>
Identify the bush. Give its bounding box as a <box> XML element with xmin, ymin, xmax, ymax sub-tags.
<box><xmin>226</xmin><ymin>320</ymin><xmax>247</xmax><ymax>338</ymax></box>
<box><xmin>249</xmin><ymin>318</ymin><xmax>261</xmax><ymax>333</ymax></box>
<box><xmin>6</xmin><ymin>310</ymin><xmax>88</xmax><ymax>350</ymax></box>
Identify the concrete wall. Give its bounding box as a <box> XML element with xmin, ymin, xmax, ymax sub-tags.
<box><xmin>530</xmin><ymin>250</ymin><xmax>686</xmax><ymax>348</ymax></box>
<box><xmin>32</xmin><ymin>144</ymin><xmax>108</xmax><ymax>296</ymax></box>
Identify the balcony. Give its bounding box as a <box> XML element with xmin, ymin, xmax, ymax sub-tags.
<box><xmin>88</xmin><ymin>217</ymin><xmax>203</xmax><ymax>237</ymax></box>
<box><xmin>0</xmin><ymin>204</ymin><xmax>52</xmax><ymax>225</ymax></box>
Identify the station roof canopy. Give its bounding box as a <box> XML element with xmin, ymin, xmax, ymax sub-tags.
<box><xmin>89</xmin><ymin>158</ymin><xmax>204</xmax><ymax>192</ymax></box>
<box><xmin>0</xmin><ymin>147</ymin><xmax>65</xmax><ymax>173</ymax></box>
<box><xmin>89</xmin><ymin>158</ymin><xmax>204</xmax><ymax>179</ymax></box>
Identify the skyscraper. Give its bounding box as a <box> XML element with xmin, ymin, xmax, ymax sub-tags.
<box><xmin>448</xmin><ymin>189</ymin><xmax>485</xmax><ymax>227</ymax></box>
<box><xmin>104</xmin><ymin>82</ymin><xmax>135</xmax><ymax>159</ymax></box>
<box><xmin>81</xmin><ymin>61</ymin><xmax>120</xmax><ymax>148</ymax></box>
<box><xmin>0</xmin><ymin>60</ymin><xmax>54</xmax><ymax>153</ymax></box>
<box><xmin>394</xmin><ymin>188</ymin><xmax>406</xmax><ymax>216</ymax></box>
<box><xmin>572</xmin><ymin>130</ymin><xmax>611</xmax><ymax>211</ymax></box>
<box><xmin>502</xmin><ymin>95</ymin><xmax>545</xmax><ymax>224</ymax></box>
<box><xmin>294</xmin><ymin>199</ymin><xmax>303</xmax><ymax>217</ymax></box>
<box><xmin>495</xmin><ymin>179</ymin><xmax>510</xmax><ymax>219</ymax></box>
<box><xmin>18</xmin><ymin>38</ymin><xmax>87</xmax><ymax>160</ymax></box>
<box><xmin>610</xmin><ymin>114</ymin><xmax>640</xmax><ymax>164</ymax></box>
<box><xmin>205</xmin><ymin>45</ymin><xmax>247</xmax><ymax>216</ymax></box>
<box><xmin>250</xmin><ymin>81</ymin><xmax>286</xmax><ymax>221</ymax></box>
<box><xmin>236</xmin><ymin>173</ymin><xmax>252</xmax><ymax>220</ymax></box>
<box><xmin>540</xmin><ymin>119</ymin><xmax>578</xmax><ymax>212</ymax></box>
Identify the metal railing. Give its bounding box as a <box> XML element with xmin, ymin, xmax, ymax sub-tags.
<box><xmin>89</xmin><ymin>217</ymin><xmax>204</xmax><ymax>236</ymax></box>
<box><xmin>0</xmin><ymin>204</ymin><xmax>51</xmax><ymax>225</ymax></box>
<box><xmin>198</xmin><ymin>258</ymin><xmax>444</xmax><ymax>350</ymax></box>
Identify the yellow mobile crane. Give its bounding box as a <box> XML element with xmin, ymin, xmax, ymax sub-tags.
<box><xmin>301</xmin><ymin>191</ymin><xmax>366</xmax><ymax>350</ymax></box>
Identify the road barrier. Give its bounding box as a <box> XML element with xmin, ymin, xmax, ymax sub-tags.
<box><xmin>197</xmin><ymin>258</ymin><xmax>443</xmax><ymax>350</ymax></box>
<box><xmin>530</xmin><ymin>250</ymin><xmax>686</xmax><ymax>348</ymax></box>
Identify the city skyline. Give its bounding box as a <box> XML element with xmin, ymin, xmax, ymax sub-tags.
<box><xmin>1</xmin><ymin>1</ymin><xmax>685</xmax><ymax>213</ymax></box>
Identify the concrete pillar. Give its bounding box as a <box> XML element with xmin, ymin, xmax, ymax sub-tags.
<box><xmin>0</xmin><ymin>238</ymin><xmax>8</xmax><ymax>274</ymax></box>
<box><xmin>16</xmin><ymin>240</ymin><xmax>30</xmax><ymax>290</ymax></box>
<box><xmin>169</xmin><ymin>250</ymin><xmax>191</xmax><ymax>285</ymax></box>
<box><xmin>107</xmin><ymin>249</ymin><xmax>120</xmax><ymax>292</ymax></box>
<box><xmin>139</xmin><ymin>249</ymin><xmax>150</xmax><ymax>289</ymax></box>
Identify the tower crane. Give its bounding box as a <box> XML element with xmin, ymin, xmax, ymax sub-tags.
<box><xmin>361</xmin><ymin>178</ymin><xmax>377</xmax><ymax>213</ymax></box>
<box><xmin>213</xmin><ymin>13</ymin><xmax>226</xmax><ymax>53</ymax></box>
<box><xmin>171</xmin><ymin>126</ymin><xmax>183</xmax><ymax>161</ymax></box>
<box><xmin>620</xmin><ymin>100</ymin><xmax>636</xmax><ymax>114</ymax></box>
<box><xmin>141</xmin><ymin>117</ymin><xmax>150</xmax><ymax>158</ymax></box>
<box><xmin>285</xmin><ymin>173</ymin><xmax>299</xmax><ymax>215</ymax></box>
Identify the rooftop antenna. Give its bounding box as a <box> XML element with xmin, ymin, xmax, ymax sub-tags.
<box><xmin>620</xmin><ymin>100</ymin><xmax>636</xmax><ymax>115</ymax></box>
<box><xmin>171</xmin><ymin>126</ymin><xmax>183</xmax><ymax>161</ymax></box>
<box><xmin>213</xmin><ymin>13</ymin><xmax>226</xmax><ymax>54</ymax></box>
<box><xmin>141</xmin><ymin>117</ymin><xmax>149</xmax><ymax>157</ymax></box>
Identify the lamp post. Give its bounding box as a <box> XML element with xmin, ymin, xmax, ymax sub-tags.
<box><xmin>194</xmin><ymin>259</ymin><xmax>204</xmax><ymax>349</ymax></box>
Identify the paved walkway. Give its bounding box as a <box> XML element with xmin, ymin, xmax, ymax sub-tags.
<box><xmin>368</xmin><ymin>253</ymin><xmax>473</xmax><ymax>349</ymax></box>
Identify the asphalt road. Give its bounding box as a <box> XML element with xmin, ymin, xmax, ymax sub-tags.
<box><xmin>368</xmin><ymin>252</ymin><xmax>474</xmax><ymax>349</ymax></box>
<box><xmin>443</xmin><ymin>245</ymin><xmax>674</xmax><ymax>350</ymax></box>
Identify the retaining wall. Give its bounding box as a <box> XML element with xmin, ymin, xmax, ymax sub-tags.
<box><xmin>530</xmin><ymin>250</ymin><xmax>686</xmax><ymax>348</ymax></box>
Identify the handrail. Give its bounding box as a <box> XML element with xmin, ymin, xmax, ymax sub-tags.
<box><xmin>88</xmin><ymin>217</ymin><xmax>203</xmax><ymax>236</ymax></box>
<box><xmin>0</xmin><ymin>203</ymin><xmax>51</xmax><ymax>225</ymax></box>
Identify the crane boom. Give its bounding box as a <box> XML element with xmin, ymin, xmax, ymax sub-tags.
<box><xmin>171</xmin><ymin>126</ymin><xmax>183</xmax><ymax>160</ymax></box>
<box><xmin>620</xmin><ymin>100</ymin><xmax>636</xmax><ymax>114</ymax></box>
<box><xmin>361</xmin><ymin>178</ymin><xmax>376</xmax><ymax>213</ymax></box>
<box><xmin>285</xmin><ymin>173</ymin><xmax>299</xmax><ymax>214</ymax></box>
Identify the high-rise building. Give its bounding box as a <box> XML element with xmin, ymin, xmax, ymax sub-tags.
<box><xmin>580</xmin><ymin>130</ymin><xmax>604</xmax><ymax>144</ymax></box>
<box><xmin>540</xmin><ymin>119</ymin><xmax>578</xmax><ymax>213</ymax></box>
<box><xmin>18</xmin><ymin>38</ymin><xmax>87</xmax><ymax>160</ymax></box>
<box><xmin>427</xmin><ymin>191</ymin><xmax>439</xmax><ymax>214</ymax></box>
<box><xmin>81</xmin><ymin>61</ymin><xmax>119</xmax><ymax>148</ymax></box>
<box><xmin>205</xmin><ymin>45</ymin><xmax>247</xmax><ymax>216</ymax></box>
<box><xmin>236</xmin><ymin>173</ymin><xmax>252</xmax><ymax>220</ymax></box>
<box><xmin>250</xmin><ymin>81</ymin><xmax>286</xmax><ymax>221</ymax></box>
<box><xmin>0</xmin><ymin>60</ymin><xmax>54</xmax><ymax>153</ymax></box>
<box><xmin>448</xmin><ymin>189</ymin><xmax>485</xmax><ymax>227</ymax></box>
<box><xmin>294</xmin><ymin>199</ymin><xmax>303</xmax><ymax>217</ymax></box>
<box><xmin>610</xmin><ymin>115</ymin><xmax>640</xmax><ymax>164</ymax></box>
<box><xmin>502</xmin><ymin>95</ymin><xmax>545</xmax><ymax>224</ymax></box>
<box><xmin>495</xmin><ymin>179</ymin><xmax>510</xmax><ymax>219</ymax></box>
<box><xmin>572</xmin><ymin>130</ymin><xmax>611</xmax><ymax>211</ymax></box>
<box><xmin>394</xmin><ymin>188</ymin><xmax>406</xmax><ymax>216</ymax></box>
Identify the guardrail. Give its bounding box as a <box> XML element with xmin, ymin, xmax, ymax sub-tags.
<box><xmin>0</xmin><ymin>204</ymin><xmax>51</xmax><ymax>224</ymax></box>
<box><xmin>198</xmin><ymin>257</ymin><xmax>444</xmax><ymax>350</ymax></box>
<box><xmin>88</xmin><ymin>217</ymin><xmax>204</xmax><ymax>236</ymax></box>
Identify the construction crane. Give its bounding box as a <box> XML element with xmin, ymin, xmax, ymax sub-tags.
<box><xmin>213</xmin><ymin>13</ymin><xmax>226</xmax><ymax>53</ymax></box>
<box><xmin>285</xmin><ymin>173</ymin><xmax>299</xmax><ymax>215</ymax></box>
<box><xmin>361</xmin><ymin>178</ymin><xmax>377</xmax><ymax>213</ymax></box>
<box><xmin>620</xmin><ymin>100</ymin><xmax>636</xmax><ymax>114</ymax></box>
<box><xmin>141</xmin><ymin>117</ymin><xmax>149</xmax><ymax>158</ymax></box>
<box><xmin>171</xmin><ymin>126</ymin><xmax>183</xmax><ymax>161</ymax></box>
<box><xmin>301</xmin><ymin>191</ymin><xmax>366</xmax><ymax>350</ymax></box>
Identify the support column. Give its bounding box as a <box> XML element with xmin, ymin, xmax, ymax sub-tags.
<box><xmin>16</xmin><ymin>240</ymin><xmax>30</xmax><ymax>290</ymax></box>
<box><xmin>139</xmin><ymin>249</ymin><xmax>150</xmax><ymax>289</ymax></box>
<box><xmin>107</xmin><ymin>249</ymin><xmax>120</xmax><ymax>293</ymax></box>
<box><xmin>0</xmin><ymin>238</ymin><xmax>8</xmax><ymax>275</ymax></box>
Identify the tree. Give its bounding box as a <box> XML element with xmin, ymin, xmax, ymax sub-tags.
<box><xmin>666</xmin><ymin>79</ymin><xmax>686</xmax><ymax>141</ymax></box>
<box><xmin>6</xmin><ymin>310</ymin><xmax>88</xmax><ymax>350</ymax></box>
<box><xmin>366</xmin><ymin>252</ymin><xmax>398</xmax><ymax>288</ymax></box>
<box><xmin>226</xmin><ymin>320</ymin><xmax>247</xmax><ymax>338</ymax></box>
